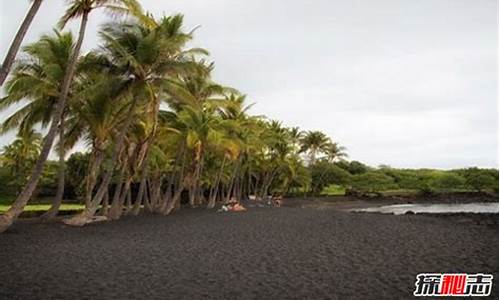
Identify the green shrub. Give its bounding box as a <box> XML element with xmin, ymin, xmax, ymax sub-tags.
<box><xmin>466</xmin><ymin>173</ymin><xmax>497</xmax><ymax>192</ymax></box>
<box><xmin>429</xmin><ymin>172</ymin><xmax>466</xmax><ymax>191</ymax></box>
<box><xmin>65</xmin><ymin>152</ymin><xmax>90</xmax><ymax>199</ymax></box>
<box><xmin>310</xmin><ymin>161</ymin><xmax>352</xmax><ymax>195</ymax></box>
<box><xmin>335</xmin><ymin>160</ymin><xmax>370</xmax><ymax>175</ymax></box>
<box><xmin>350</xmin><ymin>171</ymin><xmax>398</xmax><ymax>194</ymax></box>
<box><xmin>451</xmin><ymin>167</ymin><xmax>498</xmax><ymax>192</ymax></box>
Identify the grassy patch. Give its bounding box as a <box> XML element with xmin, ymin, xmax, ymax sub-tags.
<box><xmin>0</xmin><ymin>203</ymin><xmax>85</xmax><ymax>213</ymax></box>
<box><xmin>0</xmin><ymin>195</ymin><xmax>85</xmax><ymax>213</ymax></box>
<box><xmin>321</xmin><ymin>185</ymin><xmax>346</xmax><ymax>196</ymax></box>
<box><xmin>379</xmin><ymin>189</ymin><xmax>419</xmax><ymax>196</ymax></box>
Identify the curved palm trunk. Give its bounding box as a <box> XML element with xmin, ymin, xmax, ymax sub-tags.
<box><xmin>159</xmin><ymin>143</ymin><xmax>185</xmax><ymax>214</ymax></box>
<box><xmin>41</xmin><ymin>117</ymin><xmax>66</xmax><ymax>221</ymax></box>
<box><xmin>225</xmin><ymin>157</ymin><xmax>242</xmax><ymax>202</ymax></box>
<box><xmin>121</xmin><ymin>176</ymin><xmax>134</xmax><ymax>215</ymax></box>
<box><xmin>130</xmin><ymin>143</ymin><xmax>151</xmax><ymax>215</ymax></box>
<box><xmin>195</xmin><ymin>159</ymin><xmax>206</xmax><ymax>206</ymax></box>
<box><xmin>263</xmin><ymin>168</ymin><xmax>279</xmax><ymax>198</ymax></box>
<box><xmin>63</xmin><ymin>96</ymin><xmax>138</xmax><ymax>226</ymax></box>
<box><xmin>0</xmin><ymin>12</ymin><xmax>89</xmax><ymax>233</ymax></box>
<box><xmin>108</xmin><ymin>154</ymin><xmax>129</xmax><ymax>220</ymax></box>
<box><xmin>143</xmin><ymin>182</ymin><xmax>152</xmax><ymax>213</ymax></box>
<box><xmin>164</xmin><ymin>149</ymin><xmax>187</xmax><ymax>215</ymax></box>
<box><xmin>0</xmin><ymin>0</ymin><xmax>43</xmax><ymax>86</ymax></box>
<box><xmin>150</xmin><ymin>176</ymin><xmax>162</xmax><ymax>212</ymax></box>
<box><xmin>107</xmin><ymin>175</ymin><xmax>125</xmax><ymax>220</ymax></box>
<box><xmin>100</xmin><ymin>189</ymin><xmax>109</xmax><ymax>216</ymax></box>
<box><xmin>164</xmin><ymin>183</ymin><xmax>184</xmax><ymax>215</ymax></box>
<box><xmin>131</xmin><ymin>167</ymin><xmax>147</xmax><ymax>215</ymax></box>
<box><xmin>188</xmin><ymin>164</ymin><xmax>199</xmax><ymax>207</ymax></box>
<box><xmin>309</xmin><ymin>149</ymin><xmax>317</xmax><ymax>166</ymax></box>
<box><xmin>124</xmin><ymin>188</ymin><xmax>132</xmax><ymax>214</ymax></box>
<box><xmin>84</xmin><ymin>149</ymin><xmax>103</xmax><ymax>208</ymax></box>
<box><xmin>207</xmin><ymin>156</ymin><xmax>226</xmax><ymax>209</ymax></box>
<box><xmin>109</xmin><ymin>177</ymin><xmax>132</xmax><ymax>220</ymax></box>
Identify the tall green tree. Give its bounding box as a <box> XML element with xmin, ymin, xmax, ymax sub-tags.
<box><xmin>0</xmin><ymin>30</ymin><xmax>77</xmax><ymax>220</ymax></box>
<box><xmin>0</xmin><ymin>0</ymin><xmax>140</xmax><ymax>233</ymax></box>
<box><xmin>64</xmin><ymin>14</ymin><xmax>206</xmax><ymax>225</ymax></box>
<box><xmin>300</xmin><ymin>131</ymin><xmax>331</xmax><ymax>165</ymax></box>
<box><xmin>0</xmin><ymin>129</ymin><xmax>42</xmax><ymax>190</ymax></box>
<box><xmin>0</xmin><ymin>0</ymin><xmax>44</xmax><ymax>86</ymax></box>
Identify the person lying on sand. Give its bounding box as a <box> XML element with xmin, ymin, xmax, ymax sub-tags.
<box><xmin>230</xmin><ymin>202</ymin><xmax>247</xmax><ymax>212</ymax></box>
<box><xmin>218</xmin><ymin>198</ymin><xmax>247</xmax><ymax>212</ymax></box>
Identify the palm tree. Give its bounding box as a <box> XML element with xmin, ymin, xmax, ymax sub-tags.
<box><xmin>277</xmin><ymin>154</ymin><xmax>310</xmax><ymax>196</ymax></box>
<box><xmin>177</xmin><ymin>105</ymin><xmax>221</xmax><ymax>206</ymax></box>
<box><xmin>0</xmin><ymin>0</ymin><xmax>140</xmax><ymax>233</ymax></box>
<box><xmin>325</xmin><ymin>142</ymin><xmax>347</xmax><ymax>162</ymax></box>
<box><xmin>214</xmin><ymin>94</ymin><xmax>258</xmax><ymax>202</ymax></box>
<box><xmin>0</xmin><ymin>30</ymin><xmax>76</xmax><ymax>133</ymax></box>
<box><xmin>0</xmin><ymin>1</ymin><xmax>354</xmax><ymax>229</ymax></box>
<box><xmin>40</xmin><ymin>123</ymin><xmax>68</xmax><ymax>220</ymax></box>
<box><xmin>288</xmin><ymin>127</ymin><xmax>304</xmax><ymax>153</ymax></box>
<box><xmin>64</xmin><ymin>14</ymin><xmax>205</xmax><ymax>225</ymax></box>
<box><xmin>164</xmin><ymin>62</ymin><xmax>230</xmax><ymax>206</ymax></box>
<box><xmin>310</xmin><ymin>142</ymin><xmax>348</xmax><ymax>195</ymax></box>
<box><xmin>0</xmin><ymin>30</ymin><xmax>78</xmax><ymax>220</ymax></box>
<box><xmin>64</xmin><ymin>68</ymin><xmax>129</xmax><ymax>209</ymax></box>
<box><xmin>0</xmin><ymin>0</ymin><xmax>44</xmax><ymax>86</ymax></box>
<box><xmin>0</xmin><ymin>129</ymin><xmax>42</xmax><ymax>190</ymax></box>
<box><xmin>299</xmin><ymin>130</ymin><xmax>331</xmax><ymax>165</ymax></box>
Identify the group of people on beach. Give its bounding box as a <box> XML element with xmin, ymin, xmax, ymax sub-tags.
<box><xmin>219</xmin><ymin>195</ymin><xmax>283</xmax><ymax>213</ymax></box>
<box><xmin>220</xmin><ymin>198</ymin><xmax>247</xmax><ymax>212</ymax></box>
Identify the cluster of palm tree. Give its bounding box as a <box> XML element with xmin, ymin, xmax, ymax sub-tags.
<box><xmin>0</xmin><ymin>0</ymin><xmax>346</xmax><ymax>232</ymax></box>
<box><xmin>0</xmin><ymin>129</ymin><xmax>42</xmax><ymax>190</ymax></box>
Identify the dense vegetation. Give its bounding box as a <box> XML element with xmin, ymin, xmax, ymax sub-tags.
<box><xmin>310</xmin><ymin>162</ymin><xmax>498</xmax><ymax>196</ymax></box>
<box><xmin>0</xmin><ymin>1</ymin><xmax>497</xmax><ymax>232</ymax></box>
<box><xmin>1</xmin><ymin>152</ymin><xmax>497</xmax><ymax>203</ymax></box>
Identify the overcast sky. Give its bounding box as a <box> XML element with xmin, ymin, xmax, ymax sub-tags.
<box><xmin>0</xmin><ymin>0</ymin><xmax>498</xmax><ymax>169</ymax></box>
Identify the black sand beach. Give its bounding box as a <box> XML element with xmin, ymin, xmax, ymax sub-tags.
<box><xmin>0</xmin><ymin>202</ymin><xmax>498</xmax><ymax>299</ymax></box>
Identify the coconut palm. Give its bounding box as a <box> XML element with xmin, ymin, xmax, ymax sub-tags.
<box><xmin>64</xmin><ymin>68</ymin><xmax>130</xmax><ymax>209</ymax></box>
<box><xmin>0</xmin><ymin>129</ymin><xmax>42</xmax><ymax>190</ymax></box>
<box><xmin>288</xmin><ymin>127</ymin><xmax>304</xmax><ymax>153</ymax></box>
<box><xmin>325</xmin><ymin>142</ymin><xmax>348</xmax><ymax>162</ymax></box>
<box><xmin>0</xmin><ymin>2</ymin><xmax>350</xmax><ymax>230</ymax></box>
<box><xmin>177</xmin><ymin>105</ymin><xmax>222</xmax><ymax>206</ymax></box>
<box><xmin>0</xmin><ymin>30</ymin><xmax>79</xmax><ymax>220</ymax></box>
<box><xmin>0</xmin><ymin>0</ymin><xmax>140</xmax><ymax>233</ymax></box>
<box><xmin>64</xmin><ymin>14</ymin><xmax>206</xmax><ymax>225</ymax></box>
<box><xmin>162</xmin><ymin>60</ymin><xmax>233</xmax><ymax>207</ymax></box>
<box><xmin>310</xmin><ymin>142</ymin><xmax>347</xmax><ymax>195</ymax></box>
<box><xmin>277</xmin><ymin>154</ymin><xmax>310</xmax><ymax>196</ymax></box>
<box><xmin>0</xmin><ymin>30</ymin><xmax>75</xmax><ymax>134</ymax></box>
<box><xmin>0</xmin><ymin>0</ymin><xmax>44</xmax><ymax>86</ymax></box>
<box><xmin>0</xmin><ymin>30</ymin><xmax>76</xmax><ymax>221</ymax></box>
<box><xmin>214</xmin><ymin>94</ymin><xmax>261</xmax><ymax>202</ymax></box>
<box><xmin>299</xmin><ymin>130</ymin><xmax>331</xmax><ymax>165</ymax></box>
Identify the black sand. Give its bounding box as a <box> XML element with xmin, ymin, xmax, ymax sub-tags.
<box><xmin>0</xmin><ymin>204</ymin><xmax>498</xmax><ymax>299</ymax></box>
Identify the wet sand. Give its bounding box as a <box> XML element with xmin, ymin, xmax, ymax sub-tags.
<box><xmin>0</xmin><ymin>203</ymin><xmax>498</xmax><ymax>299</ymax></box>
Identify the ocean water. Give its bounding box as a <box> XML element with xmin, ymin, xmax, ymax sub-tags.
<box><xmin>353</xmin><ymin>202</ymin><xmax>499</xmax><ymax>215</ymax></box>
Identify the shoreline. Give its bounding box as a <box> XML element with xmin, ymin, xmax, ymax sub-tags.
<box><xmin>283</xmin><ymin>191</ymin><xmax>498</xmax><ymax>211</ymax></box>
<box><xmin>5</xmin><ymin>191</ymin><xmax>498</xmax><ymax>219</ymax></box>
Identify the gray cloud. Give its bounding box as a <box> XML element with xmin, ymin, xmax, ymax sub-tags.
<box><xmin>1</xmin><ymin>0</ymin><xmax>497</xmax><ymax>168</ymax></box>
